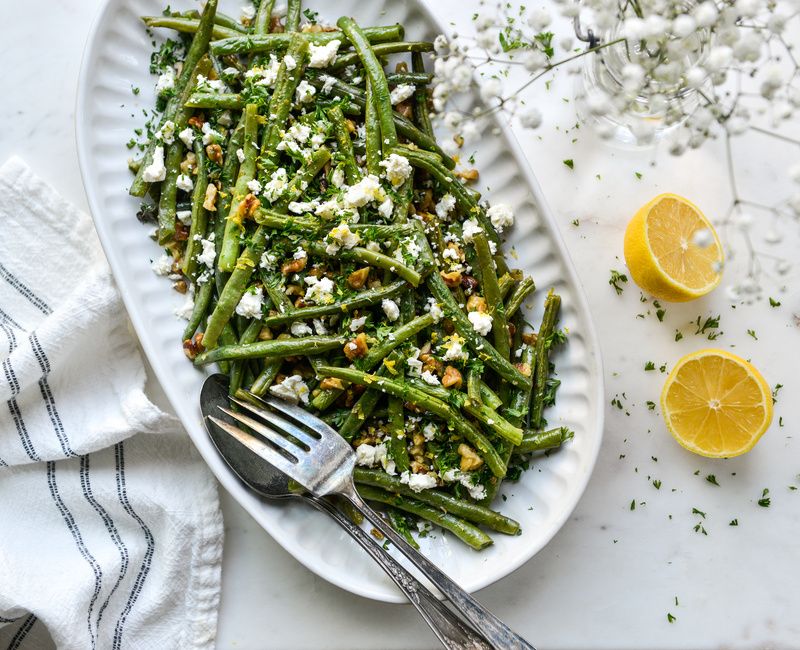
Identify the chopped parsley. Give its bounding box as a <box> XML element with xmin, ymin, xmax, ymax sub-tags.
<box><xmin>706</xmin><ymin>474</ymin><xmax>720</xmax><ymax>486</ymax></box>
<box><xmin>747</xmin><ymin>329</ymin><xmax>758</xmax><ymax>340</ymax></box>
<box><xmin>563</xmin><ymin>159</ymin><xmax>574</xmax><ymax>170</ymax></box>
<box><xmin>609</xmin><ymin>269</ymin><xmax>628</xmax><ymax>295</ymax></box>
<box><xmin>729</xmin><ymin>518</ymin><xmax>739</xmax><ymax>526</ymax></box>
<box><xmin>644</xmin><ymin>361</ymin><xmax>655</xmax><ymax>371</ymax></box>
<box><xmin>646</xmin><ymin>401</ymin><xmax>656</xmax><ymax>410</ymax></box>
<box><xmin>757</xmin><ymin>488</ymin><xmax>770</xmax><ymax>507</ymax></box>
<box><xmin>769</xmin><ymin>297</ymin><xmax>781</xmax><ymax>307</ymax></box>
<box><xmin>694</xmin><ymin>315</ymin><xmax>721</xmax><ymax>339</ymax></box>
<box><xmin>667</xmin><ymin>613</ymin><xmax>676</xmax><ymax>623</ymax></box>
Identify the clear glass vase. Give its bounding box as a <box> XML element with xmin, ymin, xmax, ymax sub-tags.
<box><xmin>575</xmin><ymin>16</ymin><xmax>712</xmax><ymax>147</ymax></box>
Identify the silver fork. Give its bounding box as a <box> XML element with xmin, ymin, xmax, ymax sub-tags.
<box><xmin>209</xmin><ymin>388</ymin><xmax>536</xmax><ymax>650</ymax></box>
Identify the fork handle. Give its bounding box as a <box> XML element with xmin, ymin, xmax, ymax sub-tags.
<box><xmin>341</xmin><ymin>483</ymin><xmax>535</xmax><ymax>650</ymax></box>
<box><xmin>306</xmin><ymin>495</ymin><xmax>491</xmax><ymax>650</ymax></box>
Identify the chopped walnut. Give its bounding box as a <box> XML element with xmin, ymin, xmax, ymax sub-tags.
<box><xmin>173</xmin><ymin>279</ymin><xmax>188</xmax><ymax>294</ymax></box>
<box><xmin>343</xmin><ymin>332</ymin><xmax>368</xmax><ymax>360</ymax></box>
<box><xmin>419</xmin><ymin>353</ymin><xmax>442</xmax><ymax>376</ymax></box>
<box><xmin>187</xmin><ymin>114</ymin><xmax>205</xmax><ymax>130</ymax></box>
<box><xmin>442</xmin><ymin>366</ymin><xmax>463</xmax><ymax>390</ymax></box>
<box><xmin>345</xmin><ymin>119</ymin><xmax>356</xmax><ymax>133</ymax></box>
<box><xmin>269</xmin><ymin>16</ymin><xmax>284</xmax><ymax>32</ymax></box>
<box><xmin>203</xmin><ymin>184</ymin><xmax>218</xmax><ymax>211</ymax></box>
<box><xmin>410</xmin><ymin>460</ymin><xmax>431</xmax><ymax>474</ymax></box>
<box><xmin>347</xmin><ymin>267</ymin><xmax>370</xmax><ymax>289</ymax></box>
<box><xmin>182</xmin><ymin>333</ymin><xmax>204</xmax><ymax>360</ymax></box>
<box><xmin>458</xmin><ymin>444</ymin><xmax>484</xmax><ymax>472</ymax></box>
<box><xmin>320</xmin><ymin>377</ymin><xmax>345</xmax><ymax>391</ymax></box>
<box><xmin>440</xmin><ymin>270</ymin><xmax>462</xmax><ymax>288</ymax></box>
<box><xmin>522</xmin><ymin>332</ymin><xmax>538</xmax><ymax>346</ymax></box>
<box><xmin>234</xmin><ymin>193</ymin><xmax>260</xmax><ymax>223</ymax></box>
<box><xmin>205</xmin><ymin>143</ymin><xmax>223</xmax><ymax>164</ymax></box>
<box><xmin>466</xmin><ymin>294</ymin><xmax>487</xmax><ymax>312</ymax></box>
<box><xmin>281</xmin><ymin>256</ymin><xmax>307</xmax><ymax>275</ymax></box>
<box><xmin>456</xmin><ymin>168</ymin><xmax>479</xmax><ymax>183</ymax></box>
<box><xmin>258</xmin><ymin>327</ymin><xmax>273</xmax><ymax>341</ymax></box>
<box><xmin>514</xmin><ymin>362</ymin><xmax>532</xmax><ymax>377</ymax></box>
<box><xmin>180</xmin><ymin>152</ymin><xmax>197</xmax><ymax>175</ymax></box>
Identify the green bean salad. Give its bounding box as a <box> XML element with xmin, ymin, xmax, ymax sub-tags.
<box><xmin>131</xmin><ymin>0</ymin><xmax>573</xmax><ymax>550</ymax></box>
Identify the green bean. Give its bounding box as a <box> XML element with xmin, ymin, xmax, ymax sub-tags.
<box><xmin>467</xmin><ymin>367</ymin><xmax>482</xmax><ymax>403</ymax></box>
<box><xmin>229</xmin><ymin>318</ymin><xmax>264</xmax><ymax>394</ymax></box>
<box><xmin>462</xmin><ymin>399</ymin><xmax>523</xmax><ymax>446</ymax></box>
<box><xmin>195</xmin><ymin>335</ymin><xmax>346</xmax><ymax>365</ymax></box>
<box><xmin>330</xmin><ymin>41</ymin><xmax>435</xmax><ymax>72</ymax></box>
<box><xmin>254</xmin><ymin>209</ymin><xmax>318</xmax><ymax>230</ymax></box>
<box><xmin>156</xmin><ymin>142</ymin><xmax>184</xmax><ymax>244</ymax></box>
<box><xmin>249</xmin><ymin>334</ymin><xmax>290</xmax><ymax>396</ymax></box>
<box><xmin>274</xmin><ymin>147</ymin><xmax>331</xmax><ymax>208</ymax></box>
<box><xmin>304</xmin><ymin>242</ymin><xmax>421</xmax><ymax>287</ymax></box>
<box><xmin>354</xmin><ymin>469</ymin><xmax>519</xmax><ymax>534</ymax></box>
<box><xmin>312</xmin><ymin>75</ymin><xmax>453</xmax><ymax>168</ymax></box>
<box><xmin>387</xmin><ymin>71</ymin><xmax>433</xmax><ymax>86</ymax></box>
<box><xmin>531</xmin><ymin>291</ymin><xmax>561</xmax><ymax>428</ymax></box>
<box><xmin>359</xmin><ymin>313</ymin><xmax>434</xmax><ymax>370</ymax></box>
<box><xmin>364</xmin><ymin>78</ymin><xmax>382</xmax><ymax>175</ymax></box>
<box><xmin>141</xmin><ymin>15</ymin><xmax>240</xmax><ymax>40</ymax></box>
<box><xmin>131</xmin><ymin>0</ymin><xmax>219</xmax><ymax>197</ymax></box>
<box><xmin>326</xmin><ymin>106</ymin><xmax>361</xmax><ymax>184</ymax></box>
<box><xmin>219</xmin><ymin>103</ymin><xmax>260</xmax><ymax>272</ymax></box>
<box><xmin>262</xmin><ymin>280</ymin><xmax>407</xmax><ymax>326</ymax></box>
<box><xmin>185</xmin><ymin>92</ymin><xmax>243</xmax><ymax>109</ymax></box>
<box><xmin>505</xmin><ymin>276</ymin><xmax>535</xmax><ymax>319</ymax></box>
<box><xmin>285</xmin><ymin>0</ymin><xmax>301</xmax><ymax>32</ymax></box>
<box><xmin>337</xmin><ymin>17</ymin><xmax>397</xmax><ymax>148</ymax></box>
<box><xmin>479</xmin><ymin>381</ymin><xmax>503</xmax><ymax>410</ymax></box>
<box><xmin>182</xmin><ymin>279</ymin><xmax>214</xmax><ymax>341</ymax></box>
<box><xmin>339</xmin><ymin>354</ymin><xmax>399</xmax><ymax>440</ymax></box>
<box><xmin>411</xmin><ymin>52</ymin><xmax>434</xmax><ymax>139</ymax></box>
<box><xmin>177</xmin><ymin>9</ymin><xmax>248</xmax><ymax>34</ymax></box>
<box><xmin>261</xmin><ymin>36</ymin><xmax>310</xmax><ymax>165</ymax></box>
<box><xmin>497</xmin><ymin>272</ymin><xmax>517</xmax><ymax>301</ymax></box>
<box><xmin>182</xmin><ymin>140</ymin><xmax>209</xmax><ymax>278</ymax></box>
<box><xmin>356</xmin><ymin>486</ymin><xmax>492</xmax><ymax>551</ymax></box>
<box><xmin>473</xmin><ymin>232</ymin><xmax>510</xmax><ymax>361</ymax></box>
<box><xmin>517</xmin><ymin>427</ymin><xmax>574</xmax><ymax>454</ymax></box>
<box><xmin>316</xmin><ymin>366</ymin><xmax>506</xmax><ymax>477</ymax></box>
<box><xmin>253</xmin><ymin>0</ymin><xmax>275</xmax><ymax>35</ymax></box>
<box><xmin>427</xmin><ymin>271</ymin><xmax>530</xmax><ymax>392</ymax></box>
<box><xmin>210</xmin><ymin>25</ymin><xmax>404</xmax><ymax>56</ymax></box>
<box><xmin>386</xmin><ymin>390</ymin><xmax>410</xmax><ymax>474</ymax></box>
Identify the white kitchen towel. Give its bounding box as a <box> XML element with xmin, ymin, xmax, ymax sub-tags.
<box><xmin>0</xmin><ymin>157</ymin><xmax>223</xmax><ymax>650</ymax></box>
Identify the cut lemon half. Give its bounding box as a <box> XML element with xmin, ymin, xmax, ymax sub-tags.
<box><xmin>624</xmin><ymin>193</ymin><xmax>723</xmax><ymax>302</ymax></box>
<box><xmin>661</xmin><ymin>349</ymin><xmax>773</xmax><ymax>458</ymax></box>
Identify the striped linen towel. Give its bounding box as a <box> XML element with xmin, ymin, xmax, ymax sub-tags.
<box><xmin>0</xmin><ymin>157</ymin><xmax>223</xmax><ymax>650</ymax></box>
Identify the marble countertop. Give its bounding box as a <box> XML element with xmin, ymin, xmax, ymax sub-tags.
<box><xmin>2</xmin><ymin>0</ymin><xmax>798</xmax><ymax>648</ymax></box>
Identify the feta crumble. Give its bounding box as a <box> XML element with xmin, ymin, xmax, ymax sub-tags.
<box><xmin>379</xmin><ymin>153</ymin><xmax>412</xmax><ymax>187</ymax></box>
<box><xmin>290</xmin><ymin>322</ymin><xmax>313</xmax><ymax>337</ymax></box>
<box><xmin>176</xmin><ymin>174</ymin><xmax>194</xmax><ymax>192</ymax></box>
<box><xmin>400</xmin><ymin>471</ymin><xmax>437</xmax><ymax>493</ymax></box>
<box><xmin>151</xmin><ymin>253</ymin><xmax>173</xmax><ymax>276</ymax></box>
<box><xmin>487</xmin><ymin>203</ymin><xmax>514</xmax><ymax>233</ymax></box>
<box><xmin>142</xmin><ymin>146</ymin><xmax>167</xmax><ymax>183</ymax></box>
<box><xmin>343</xmin><ymin>174</ymin><xmax>383</xmax><ymax>207</ymax></box>
<box><xmin>197</xmin><ymin>234</ymin><xmax>216</xmax><ymax>269</ymax></box>
<box><xmin>389</xmin><ymin>83</ymin><xmax>415</xmax><ymax>105</ymax></box>
<box><xmin>382</xmin><ymin>299</ymin><xmax>400</xmax><ymax>322</ymax></box>
<box><xmin>270</xmin><ymin>375</ymin><xmax>310</xmax><ymax>404</ymax></box>
<box><xmin>263</xmin><ymin>167</ymin><xmax>288</xmax><ymax>202</ymax></box>
<box><xmin>421</xmin><ymin>370</ymin><xmax>441</xmax><ymax>385</ymax></box>
<box><xmin>303</xmin><ymin>275</ymin><xmax>335</xmax><ymax>305</ymax></box>
<box><xmin>235</xmin><ymin>287</ymin><xmax>264</xmax><ymax>318</ymax></box>
<box><xmin>435</xmin><ymin>193</ymin><xmax>456</xmax><ymax>219</ymax></box>
<box><xmin>295</xmin><ymin>79</ymin><xmax>316</xmax><ymax>104</ymax></box>
<box><xmin>155</xmin><ymin>69</ymin><xmax>175</xmax><ymax>94</ymax></box>
<box><xmin>468</xmin><ymin>310</ymin><xmax>493</xmax><ymax>336</ymax></box>
<box><xmin>355</xmin><ymin>443</ymin><xmax>387</xmax><ymax>468</ymax></box>
<box><xmin>176</xmin><ymin>210</ymin><xmax>192</xmax><ymax>225</ymax></box>
<box><xmin>325</xmin><ymin>223</ymin><xmax>361</xmax><ymax>254</ymax></box>
<box><xmin>178</xmin><ymin>127</ymin><xmax>195</xmax><ymax>149</ymax></box>
<box><xmin>247</xmin><ymin>178</ymin><xmax>263</xmax><ymax>194</ymax></box>
<box><xmin>156</xmin><ymin>120</ymin><xmax>176</xmax><ymax>144</ymax></box>
<box><xmin>349</xmin><ymin>316</ymin><xmax>367</xmax><ymax>332</ymax></box>
<box><xmin>236</xmin><ymin>148</ymin><xmax>246</xmax><ymax>163</ymax></box>
<box><xmin>283</xmin><ymin>53</ymin><xmax>297</xmax><ymax>71</ymax></box>
<box><xmin>308</xmin><ymin>40</ymin><xmax>341</xmax><ymax>68</ymax></box>
<box><xmin>461</xmin><ymin>218</ymin><xmax>483</xmax><ymax>243</ymax></box>
<box><xmin>425</xmin><ymin>297</ymin><xmax>444</xmax><ymax>322</ymax></box>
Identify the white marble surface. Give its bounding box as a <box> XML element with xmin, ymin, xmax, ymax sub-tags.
<box><xmin>2</xmin><ymin>0</ymin><xmax>799</xmax><ymax>648</ymax></box>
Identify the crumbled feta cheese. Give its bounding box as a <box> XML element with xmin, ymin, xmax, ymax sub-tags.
<box><xmin>156</xmin><ymin>120</ymin><xmax>176</xmax><ymax>144</ymax></box>
<box><xmin>325</xmin><ymin>222</ymin><xmax>361</xmax><ymax>255</ymax></box>
<box><xmin>240</xmin><ymin>4</ymin><xmax>255</xmax><ymax>20</ymax></box>
<box><xmin>355</xmin><ymin>443</ymin><xmax>387</xmax><ymax>468</ymax></box>
<box><xmin>435</xmin><ymin>193</ymin><xmax>456</xmax><ymax>219</ymax></box>
<box><xmin>400</xmin><ymin>471</ymin><xmax>437</xmax><ymax>493</ymax></box>
<box><xmin>488</xmin><ymin>240</ymin><xmax>497</xmax><ymax>255</ymax></box>
<box><xmin>270</xmin><ymin>374</ymin><xmax>310</xmax><ymax>404</ymax></box>
<box><xmin>155</xmin><ymin>69</ymin><xmax>175</xmax><ymax>94</ymax></box>
<box><xmin>389</xmin><ymin>83</ymin><xmax>415</xmax><ymax>105</ymax></box>
<box><xmin>461</xmin><ymin>218</ymin><xmax>483</xmax><ymax>243</ymax></box>
<box><xmin>235</xmin><ymin>287</ymin><xmax>264</xmax><ymax>318</ymax></box>
<box><xmin>331</xmin><ymin>167</ymin><xmax>345</xmax><ymax>188</ymax></box>
<box><xmin>426</xmin><ymin>297</ymin><xmax>444</xmax><ymax>323</ymax></box>
<box><xmin>406</xmin><ymin>347</ymin><xmax>422</xmax><ymax>374</ymax></box>
<box><xmin>315</xmin><ymin>199</ymin><xmax>340</xmax><ymax>220</ymax></box>
<box><xmin>321</xmin><ymin>74</ymin><xmax>337</xmax><ymax>95</ymax></box>
<box><xmin>290</xmin><ymin>322</ymin><xmax>313</xmax><ymax>337</ymax></box>
<box><xmin>236</xmin><ymin>148</ymin><xmax>246</xmax><ymax>163</ymax></box>
<box><xmin>420</xmin><ymin>370</ymin><xmax>440</xmax><ymax>385</ymax></box>
<box><xmin>378</xmin><ymin>197</ymin><xmax>394</xmax><ymax>219</ymax></box>
<box><xmin>142</xmin><ymin>146</ymin><xmax>167</xmax><ymax>183</ymax></box>
<box><xmin>468</xmin><ymin>310</ymin><xmax>493</xmax><ymax>336</ymax></box>
<box><xmin>487</xmin><ymin>203</ymin><xmax>514</xmax><ymax>233</ymax></box>
<box><xmin>176</xmin><ymin>174</ymin><xmax>194</xmax><ymax>192</ymax></box>
<box><xmin>293</xmin><ymin>247</ymin><xmax>307</xmax><ymax>260</ymax></box>
<box><xmin>246</xmin><ymin>178</ymin><xmax>263</xmax><ymax>194</ymax></box>
<box><xmin>379</xmin><ymin>153</ymin><xmax>412</xmax><ymax>187</ymax></box>
<box><xmin>174</xmin><ymin>293</ymin><xmax>194</xmax><ymax>320</ymax></box>
<box><xmin>197</xmin><ymin>234</ymin><xmax>216</xmax><ymax>269</ymax></box>
<box><xmin>303</xmin><ymin>275</ymin><xmax>335</xmax><ymax>305</ymax></box>
<box><xmin>288</xmin><ymin>200</ymin><xmax>318</xmax><ymax>214</ymax></box>
<box><xmin>403</xmin><ymin>237</ymin><xmax>422</xmax><ymax>258</ymax></box>
<box><xmin>442</xmin><ymin>247</ymin><xmax>459</xmax><ymax>261</ymax></box>
<box><xmin>441</xmin><ymin>469</ymin><xmax>486</xmax><ymax>500</ymax></box>
<box><xmin>196</xmin><ymin>74</ymin><xmax>224</xmax><ymax>93</ymax></box>
<box><xmin>349</xmin><ymin>316</ymin><xmax>367</xmax><ymax>332</ymax></box>
<box><xmin>312</xmin><ymin>318</ymin><xmax>328</xmax><ymax>335</ymax></box>
<box><xmin>201</xmin><ymin>122</ymin><xmax>222</xmax><ymax>145</ymax></box>
<box><xmin>178</xmin><ymin>126</ymin><xmax>195</xmax><ymax>149</ymax></box>
<box><xmin>151</xmin><ymin>253</ymin><xmax>173</xmax><ymax>276</ymax></box>
<box><xmin>344</xmin><ymin>174</ymin><xmax>384</xmax><ymax>207</ymax></box>
<box><xmin>308</xmin><ymin>39</ymin><xmax>341</xmax><ymax>68</ymax></box>
<box><xmin>382</xmin><ymin>299</ymin><xmax>400</xmax><ymax>322</ymax></box>
<box><xmin>263</xmin><ymin>167</ymin><xmax>288</xmax><ymax>202</ymax></box>
<box><xmin>283</xmin><ymin>53</ymin><xmax>297</xmax><ymax>71</ymax></box>
<box><xmin>443</xmin><ymin>338</ymin><xmax>468</xmax><ymax>361</ymax></box>
<box><xmin>222</xmin><ymin>66</ymin><xmax>239</xmax><ymax>78</ymax></box>
<box><xmin>422</xmin><ymin>423</ymin><xmax>438</xmax><ymax>441</ymax></box>
<box><xmin>251</xmin><ymin>54</ymin><xmax>282</xmax><ymax>87</ymax></box>
<box><xmin>295</xmin><ymin>79</ymin><xmax>316</xmax><ymax>104</ymax></box>
<box><xmin>259</xmin><ymin>250</ymin><xmax>278</xmax><ymax>270</ymax></box>
<box><xmin>365</xmin><ymin>241</ymin><xmax>381</xmax><ymax>253</ymax></box>
<box><xmin>176</xmin><ymin>210</ymin><xmax>192</xmax><ymax>225</ymax></box>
